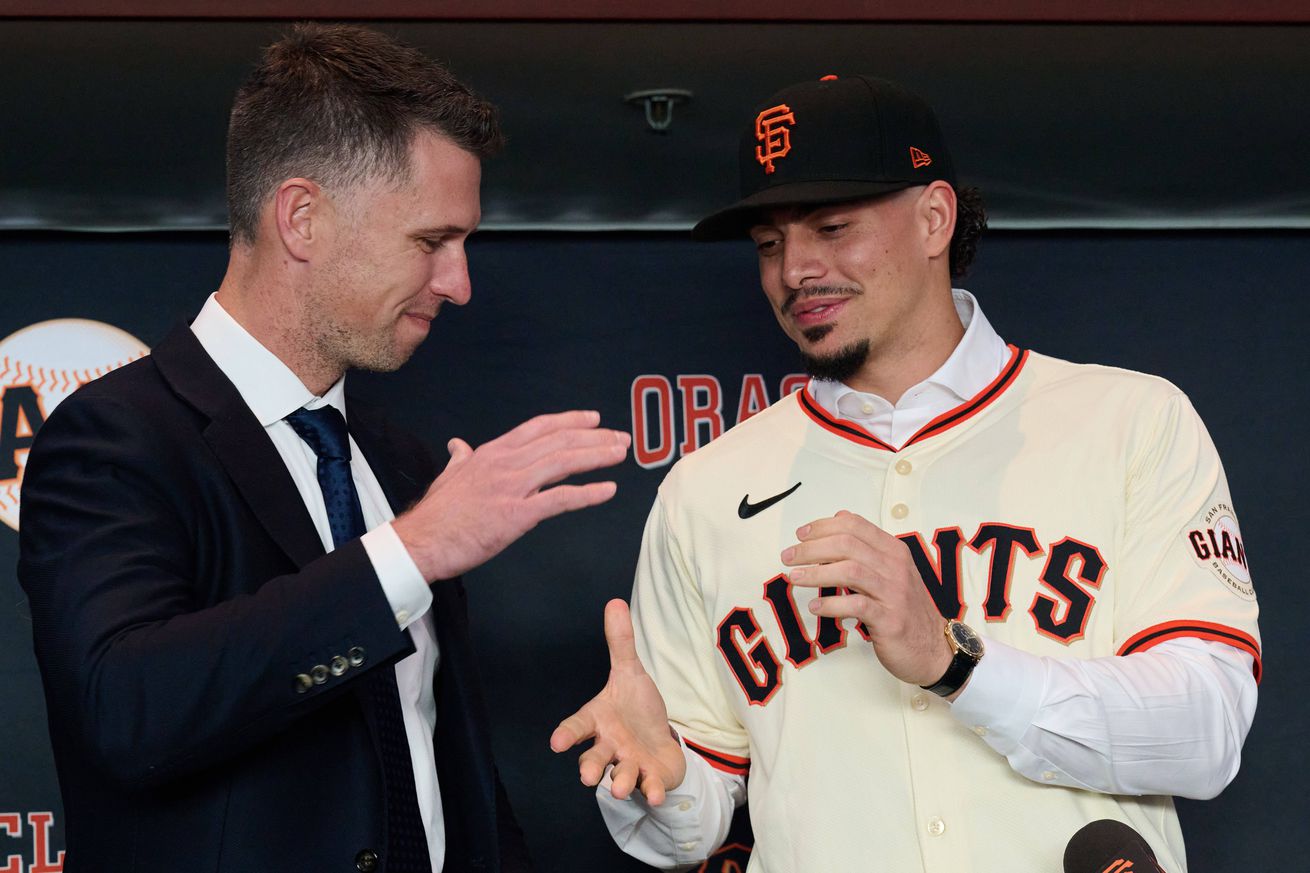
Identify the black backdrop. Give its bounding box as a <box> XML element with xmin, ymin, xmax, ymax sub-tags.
<box><xmin>1</xmin><ymin>227</ymin><xmax>1305</xmax><ymax>870</ymax></box>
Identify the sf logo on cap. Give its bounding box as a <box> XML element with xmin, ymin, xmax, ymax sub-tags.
<box><xmin>755</xmin><ymin>103</ymin><xmax>795</xmax><ymax>174</ymax></box>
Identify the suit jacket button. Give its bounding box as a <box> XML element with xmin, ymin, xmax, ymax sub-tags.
<box><xmin>330</xmin><ymin>655</ymin><xmax>349</xmax><ymax>676</ymax></box>
<box><xmin>310</xmin><ymin>665</ymin><xmax>329</xmax><ymax>684</ymax></box>
<box><xmin>293</xmin><ymin>673</ymin><xmax>313</xmax><ymax>694</ymax></box>
<box><xmin>355</xmin><ymin>849</ymin><xmax>378</xmax><ymax>872</ymax></box>
<box><xmin>347</xmin><ymin>646</ymin><xmax>366</xmax><ymax>667</ymax></box>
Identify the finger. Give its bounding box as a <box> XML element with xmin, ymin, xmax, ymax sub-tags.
<box><xmin>513</xmin><ymin>426</ymin><xmax>631</xmax><ymax>470</ymax></box>
<box><xmin>782</xmin><ymin>531</ymin><xmax>880</xmax><ymax>569</ymax></box>
<box><xmin>579</xmin><ymin>741</ymin><xmax>618</xmax><ymax>786</ymax></box>
<box><xmin>639</xmin><ymin>772</ymin><xmax>667</xmax><ymax>807</ymax></box>
<box><xmin>786</xmin><ymin>558</ymin><xmax>877</xmax><ymax>593</ymax></box>
<box><xmin>523</xmin><ymin>442</ymin><xmax>630</xmax><ymax>491</ymax></box>
<box><xmin>550</xmin><ymin>710</ymin><xmax>597</xmax><ymax>752</ymax></box>
<box><xmin>526</xmin><ymin>481</ymin><xmax>619</xmax><ymax>521</ymax></box>
<box><xmin>445</xmin><ymin>437</ymin><xmax>474</xmax><ymax>465</ymax></box>
<box><xmin>803</xmin><ymin>512</ymin><xmax>903</xmax><ymax>551</ymax></box>
<box><xmin>603</xmin><ymin>599</ymin><xmax>641</xmax><ymax>671</ymax></box>
<box><xmin>807</xmin><ymin>591</ymin><xmax>874</xmax><ymax>621</ymax></box>
<box><xmin>497</xmin><ymin>410</ymin><xmax>603</xmax><ymax>449</ymax></box>
<box><xmin>610</xmin><ymin>758</ymin><xmax>640</xmax><ymax>800</ymax></box>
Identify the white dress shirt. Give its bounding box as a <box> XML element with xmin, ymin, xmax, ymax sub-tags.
<box><xmin>191</xmin><ymin>294</ymin><xmax>447</xmax><ymax>872</ymax></box>
<box><xmin>597</xmin><ymin>289</ymin><xmax>1258</xmax><ymax>867</ymax></box>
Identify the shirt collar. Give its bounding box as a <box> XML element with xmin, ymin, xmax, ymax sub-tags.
<box><xmin>190</xmin><ymin>292</ymin><xmax>347</xmax><ymax>426</ymax></box>
<box><xmin>814</xmin><ymin>288</ymin><xmax>1009</xmax><ymax>412</ymax></box>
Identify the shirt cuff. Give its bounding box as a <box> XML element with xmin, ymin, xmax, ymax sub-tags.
<box><xmin>595</xmin><ymin>733</ymin><xmax>728</xmax><ymax>866</ymax></box>
<box><xmin>947</xmin><ymin>637</ymin><xmax>1045</xmax><ymax>755</ymax></box>
<box><xmin>361</xmin><ymin>523</ymin><xmax>432</xmax><ymax>630</ymax></box>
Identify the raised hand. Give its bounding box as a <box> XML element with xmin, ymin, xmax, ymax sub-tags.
<box><xmin>393</xmin><ymin>410</ymin><xmax>630</xmax><ymax>581</ymax></box>
<box><xmin>550</xmin><ymin>599</ymin><xmax>686</xmax><ymax>805</ymax></box>
<box><xmin>782</xmin><ymin>510</ymin><xmax>953</xmax><ymax>687</ymax></box>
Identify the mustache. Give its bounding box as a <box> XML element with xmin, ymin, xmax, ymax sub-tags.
<box><xmin>782</xmin><ymin>285</ymin><xmax>862</xmax><ymax>315</ymax></box>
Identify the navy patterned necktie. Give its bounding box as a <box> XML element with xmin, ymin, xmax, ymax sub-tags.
<box><xmin>284</xmin><ymin>405</ymin><xmax>433</xmax><ymax>873</ymax></box>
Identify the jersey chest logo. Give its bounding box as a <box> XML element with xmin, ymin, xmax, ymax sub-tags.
<box><xmin>737</xmin><ymin>482</ymin><xmax>802</xmax><ymax>519</ymax></box>
<box><xmin>715</xmin><ymin>521</ymin><xmax>1106</xmax><ymax>706</ymax></box>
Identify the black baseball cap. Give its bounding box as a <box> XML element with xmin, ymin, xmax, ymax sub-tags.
<box><xmin>692</xmin><ymin>74</ymin><xmax>957</xmax><ymax>241</ymax></box>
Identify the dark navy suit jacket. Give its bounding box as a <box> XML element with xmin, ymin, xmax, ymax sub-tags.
<box><xmin>18</xmin><ymin>323</ymin><xmax>531</xmax><ymax>873</ymax></box>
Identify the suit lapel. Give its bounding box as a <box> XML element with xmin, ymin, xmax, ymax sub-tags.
<box><xmin>152</xmin><ymin>322</ymin><xmax>326</xmax><ymax>570</ymax></box>
<box><xmin>346</xmin><ymin>407</ymin><xmax>429</xmax><ymax>515</ymax></box>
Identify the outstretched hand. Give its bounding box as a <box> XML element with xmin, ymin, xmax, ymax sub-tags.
<box><xmin>550</xmin><ymin>599</ymin><xmax>686</xmax><ymax>805</ymax></box>
<box><xmin>393</xmin><ymin>410</ymin><xmax>629</xmax><ymax>581</ymax></box>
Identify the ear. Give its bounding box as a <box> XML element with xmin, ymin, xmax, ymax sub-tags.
<box><xmin>920</xmin><ymin>181</ymin><xmax>957</xmax><ymax>260</ymax></box>
<box><xmin>272</xmin><ymin>178</ymin><xmax>323</xmax><ymax>262</ymax></box>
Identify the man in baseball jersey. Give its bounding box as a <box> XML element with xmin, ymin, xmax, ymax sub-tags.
<box><xmin>551</xmin><ymin>75</ymin><xmax>1260</xmax><ymax>871</ymax></box>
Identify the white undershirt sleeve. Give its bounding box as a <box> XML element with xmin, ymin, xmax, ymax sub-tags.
<box><xmin>595</xmin><ymin>736</ymin><xmax>745</xmax><ymax>869</ymax></box>
<box><xmin>360</xmin><ymin>522</ymin><xmax>432</xmax><ymax>630</ymax></box>
<box><xmin>948</xmin><ymin>636</ymin><xmax>1257</xmax><ymax>799</ymax></box>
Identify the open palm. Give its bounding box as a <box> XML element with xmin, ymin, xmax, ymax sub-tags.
<box><xmin>550</xmin><ymin>599</ymin><xmax>687</xmax><ymax>805</ymax></box>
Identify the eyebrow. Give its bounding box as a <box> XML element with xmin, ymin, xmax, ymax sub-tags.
<box><xmin>413</xmin><ymin>223</ymin><xmax>477</xmax><ymax>237</ymax></box>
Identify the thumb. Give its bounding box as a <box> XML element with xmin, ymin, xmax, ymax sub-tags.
<box><xmin>445</xmin><ymin>437</ymin><xmax>474</xmax><ymax>467</ymax></box>
<box><xmin>604</xmin><ymin>598</ymin><xmax>641</xmax><ymax>671</ymax></box>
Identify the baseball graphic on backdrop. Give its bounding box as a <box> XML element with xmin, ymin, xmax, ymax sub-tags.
<box><xmin>0</xmin><ymin>318</ymin><xmax>149</xmax><ymax>531</ymax></box>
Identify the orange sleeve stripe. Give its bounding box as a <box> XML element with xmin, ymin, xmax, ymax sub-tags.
<box><xmin>1118</xmin><ymin>620</ymin><xmax>1262</xmax><ymax>683</ymax></box>
<box><xmin>684</xmin><ymin>738</ymin><xmax>750</xmax><ymax>776</ymax></box>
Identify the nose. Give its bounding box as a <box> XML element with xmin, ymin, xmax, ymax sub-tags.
<box><xmin>780</xmin><ymin>235</ymin><xmax>826</xmax><ymax>292</ymax></box>
<box><xmin>430</xmin><ymin>244</ymin><xmax>472</xmax><ymax>306</ymax></box>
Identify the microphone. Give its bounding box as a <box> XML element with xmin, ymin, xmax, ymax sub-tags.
<box><xmin>1063</xmin><ymin>819</ymin><xmax>1166</xmax><ymax>873</ymax></box>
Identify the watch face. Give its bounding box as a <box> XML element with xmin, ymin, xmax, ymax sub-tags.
<box><xmin>949</xmin><ymin>621</ymin><xmax>985</xmax><ymax>659</ymax></box>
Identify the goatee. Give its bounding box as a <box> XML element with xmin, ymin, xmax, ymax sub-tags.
<box><xmin>800</xmin><ymin>338</ymin><xmax>871</xmax><ymax>383</ymax></box>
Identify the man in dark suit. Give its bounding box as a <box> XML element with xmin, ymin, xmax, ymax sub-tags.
<box><xmin>17</xmin><ymin>24</ymin><xmax>629</xmax><ymax>873</ymax></box>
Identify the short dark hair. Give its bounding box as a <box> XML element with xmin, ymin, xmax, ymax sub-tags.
<box><xmin>226</xmin><ymin>22</ymin><xmax>504</xmax><ymax>246</ymax></box>
<box><xmin>950</xmin><ymin>185</ymin><xmax>987</xmax><ymax>279</ymax></box>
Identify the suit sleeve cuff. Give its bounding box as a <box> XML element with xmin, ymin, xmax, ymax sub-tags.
<box><xmin>361</xmin><ymin>523</ymin><xmax>432</xmax><ymax>630</ymax></box>
<box><xmin>947</xmin><ymin>637</ymin><xmax>1045</xmax><ymax>755</ymax></box>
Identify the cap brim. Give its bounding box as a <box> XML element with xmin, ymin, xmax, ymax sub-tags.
<box><xmin>690</xmin><ymin>179</ymin><xmax>918</xmax><ymax>241</ymax></box>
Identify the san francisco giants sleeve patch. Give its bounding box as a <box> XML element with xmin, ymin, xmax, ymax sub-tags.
<box><xmin>1183</xmin><ymin>502</ymin><xmax>1254</xmax><ymax>601</ymax></box>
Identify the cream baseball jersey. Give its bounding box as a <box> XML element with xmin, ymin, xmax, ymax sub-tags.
<box><xmin>630</xmin><ymin>347</ymin><xmax>1260</xmax><ymax>873</ymax></box>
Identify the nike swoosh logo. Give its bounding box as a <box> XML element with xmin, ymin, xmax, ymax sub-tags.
<box><xmin>738</xmin><ymin>482</ymin><xmax>802</xmax><ymax>519</ymax></box>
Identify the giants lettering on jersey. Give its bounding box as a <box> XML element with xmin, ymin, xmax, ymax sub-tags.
<box><xmin>715</xmin><ymin>523</ymin><xmax>1106</xmax><ymax>704</ymax></box>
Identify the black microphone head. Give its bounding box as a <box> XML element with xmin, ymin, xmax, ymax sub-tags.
<box><xmin>1063</xmin><ymin>819</ymin><xmax>1164</xmax><ymax>873</ymax></box>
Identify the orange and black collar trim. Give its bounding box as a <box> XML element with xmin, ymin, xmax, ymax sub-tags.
<box><xmin>798</xmin><ymin>345</ymin><xmax>1029</xmax><ymax>452</ymax></box>
<box><xmin>1119</xmin><ymin>620</ymin><xmax>1262</xmax><ymax>683</ymax></box>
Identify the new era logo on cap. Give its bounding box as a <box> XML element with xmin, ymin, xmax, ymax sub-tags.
<box><xmin>910</xmin><ymin>146</ymin><xmax>933</xmax><ymax>169</ymax></box>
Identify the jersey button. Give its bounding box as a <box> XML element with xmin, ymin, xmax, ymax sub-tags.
<box><xmin>677</xmin><ymin>841</ymin><xmax>699</xmax><ymax>851</ymax></box>
<box><xmin>910</xmin><ymin>693</ymin><xmax>929</xmax><ymax>711</ymax></box>
<box><xmin>891</xmin><ymin>503</ymin><xmax>909</xmax><ymax>520</ymax></box>
<box><xmin>895</xmin><ymin>459</ymin><xmax>913</xmax><ymax>475</ymax></box>
<box><xmin>1042</xmin><ymin>770</ymin><xmax>1058</xmax><ymax>782</ymax></box>
<box><xmin>927</xmin><ymin>816</ymin><xmax>946</xmax><ymax>836</ymax></box>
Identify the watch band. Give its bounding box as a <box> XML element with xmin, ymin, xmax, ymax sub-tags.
<box><xmin>921</xmin><ymin>647</ymin><xmax>977</xmax><ymax>697</ymax></box>
<box><xmin>921</xmin><ymin>619</ymin><xmax>983</xmax><ymax>698</ymax></box>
